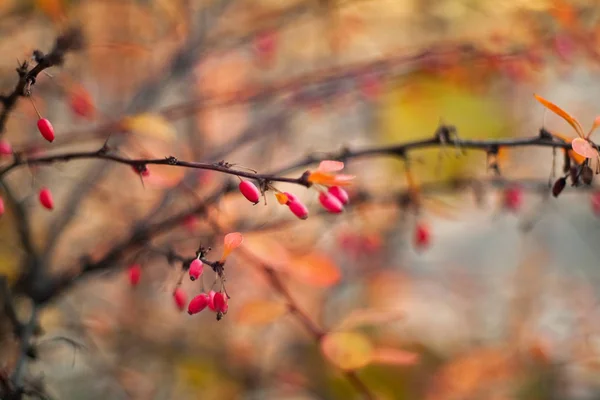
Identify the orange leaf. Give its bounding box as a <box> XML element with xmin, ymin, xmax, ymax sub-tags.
<box><xmin>318</xmin><ymin>160</ymin><xmax>344</xmax><ymax>172</ymax></box>
<box><xmin>321</xmin><ymin>332</ymin><xmax>373</xmax><ymax>370</ymax></box>
<box><xmin>370</xmin><ymin>347</ymin><xmax>420</xmax><ymax>366</ymax></box>
<box><xmin>534</xmin><ymin>94</ymin><xmax>584</xmax><ymax>137</ymax></box>
<box><xmin>285</xmin><ymin>252</ymin><xmax>341</xmax><ymax>287</ymax></box>
<box><xmin>308</xmin><ymin>171</ymin><xmax>355</xmax><ymax>187</ymax></box>
<box><xmin>275</xmin><ymin>192</ymin><xmax>288</xmax><ymax>205</ymax></box>
<box><xmin>333</xmin><ymin>308</ymin><xmax>404</xmax><ymax>331</ymax></box>
<box><xmin>234</xmin><ymin>299</ymin><xmax>287</xmax><ymax>325</ymax></box>
<box><xmin>222</xmin><ymin>232</ymin><xmax>243</xmax><ymax>260</ymax></box>
<box><xmin>571</xmin><ymin>138</ymin><xmax>599</xmax><ymax>159</ymax></box>
<box><xmin>550</xmin><ymin>132</ymin><xmax>586</xmax><ymax>165</ymax></box>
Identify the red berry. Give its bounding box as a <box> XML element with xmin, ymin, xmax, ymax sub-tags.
<box><xmin>328</xmin><ymin>186</ymin><xmax>349</xmax><ymax>205</ymax></box>
<box><xmin>173</xmin><ymin>288</ymin><xmax>187</xmax><ymax>311</ymax></box>
<box><xmin>592</xmin><ymin>192</ymin><xmax>600</xmax><ymax>216</ymax></box>
<box><xmin>0</xmin><ymin>140</ymin><xmax>12</xmax><ymax>155</ymax></box>
<box><xmin>414</xmin><ymin>223</ymin><xmax>430</xmax><ymax>250</ymax></box>
<box><xmin>503</xmin><ymin>186</ymin><xmax>523</xmax><ymax>212</ymax></box>
<box><xmin>69</xmin><ymin>86</ymin><xmax>95</xmax><ymax>119</ymax></box>
<box><xmin>288</xmin><ymin>200</ymin><xmax>309</xmax><ymax>220</ymax></box>
<box><xmin>319</xmin><ymin>192</ymin><xmax>344</xmax><ymax>214</ymax></box>
<box><xmin>239</xmin><ymin>180</ymin><xmax>260</xmax><ymax>204</ymax></box>
<box><xmin>213</xmin><ymin>292</ymin><xmax>227</xmax><ymax>313</ymax></box>
<box><xmin>183</xmin><ymin>215</ymin><xmax>198</xmax><ymax>233</ymax></box>
<box><xmin>188</xmin><ymin>293</ymin><xmax>210</xmax><ymax>315</ymax></box>
<box><xmin>128</xmin><ymin>264</ymin><xmax>142</xmax><ymax>286</ymax></box>
<box><xmin>38</xmin><ymin>187</ymin><xmax>54</xmax><ymax>210</ymax></box>
<box><xmin>0</xmin><ymin>196</ymin><xmax>4</xmax><ymax>217</ymax></box>
<box><xmin>189</xmin><ymin>259</ymin><xmax>203</xmax><ymax>281</ymax></box>
<box><xmin>37</xmin><ymin>118</ymin><xmax>55</xmax><ymax>142</ymax></box>
<box><xmin>207</xmin><ymin>290</ymin><xmax>217</xmax><ymax>311</ymax></box>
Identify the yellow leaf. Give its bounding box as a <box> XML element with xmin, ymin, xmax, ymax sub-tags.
<box><xmin>321</xmin><ymin>331</ymin><xmax>373</xmax><ymax>370</ymax></box>
<box><xmin>333</xmin><ymin>308</ymin><xmax>404</xmax><ymax>331</ymax></box>
<box><xmin>121</xmin><ymin>113</ymin><xmax>177</xmax><ymax>141</ymax></box>
<box><xmin>285</xmin><ymin>252</ymin><xmax>341</xmax><ymax>287</ymax></box>
<box><xmin>370</xmin><ymin>347</ymin><xmax>419</xmax><ymax>366</ymax></box>
<box><xmin>534</xmin><ymin>94</ymin><xmax>585</xmax><ymax>138</ymax></box>
<box><xmin>234</xmin><ymin>299</ymin><xmax>287</xmax><ymax>325</ymax></box>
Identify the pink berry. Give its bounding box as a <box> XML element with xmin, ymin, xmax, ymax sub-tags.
<box><xmin>319</xmin><ymin>192</ymin><xmax>344</xmax><ymax>214</ymax></box>
<box><xmin>283</xmin><ymin>192</ymin><xmax>297</xmax><ymax>204</ymax></box>
<box><xmin>0</xmin><ymin>140</ymin><xmax>12</xmax><ymax>155</ymax></box>
<box><xmin>503</xmin><ymin>186</ymin><xmax>522</xmax><ymax>212</ymax></box>
<box><xmin>288</xmin><ymin>200</ymin><xmax>309</xmax><ymax>220</ymax></box>
<box><xmin>128</xmin><ymin>264</ymin><xmax>141</xmax><ymax>286</ymax></box>
<box><xmin>213</xmin><ymin>292</ymin><xmax>227</xmax><ymax>313</ymax></box>
<box><xmin>189</xmin><ymin>259</ymin><xmax>203</xmax><ymax>281</ymax></box>
<box><xmin>414</xmin><ymin>223</ymin><xmax>430</xmax><ymax>250</ymax></box>
<box><xmin>38</xmin><ymin>187</ymin><xmax>54</xmax><ymax>210</ymax></box>
<box><xmin>37</xmin><ymin>118</ymin><xmax>55</xmax><ymax>142</ymax></box>
<box><xmin>239</xmin><ymin>180</ymin><xmax>260</xmax><ymax>204</ymax></box>
<box><xmin>173</xmin><ymin>288</ymin><xmax>187</xmax><ymax>311</ymax></box>
<box><xmin>207</xmin><ymin>290</ymin><xmax>217</xmax><ymax>311</ymax></box>
<box><xmin>188</xmin><ymin>293</ymin><xmax>209</xmax><ymax>315</ymax></box>
<box><xmin>592</xmin><ymin>193</ymin><xmax>600</xmax><ymax>216</ymax></box>
<box><xmin>328</xmin><ymin>186</ymin><xmax>349</xmax><ymax>205</ymax></box>
<box><xmin>0</xmin><ymin>196</ymin><xmax>4</xmax><ymax>217</ymax></box>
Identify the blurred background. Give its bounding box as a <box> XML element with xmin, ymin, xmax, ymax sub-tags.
<box><xmin>2</xmin><ymin>0</ymin><xmax>600</xmax><ymax>399</ymax></box>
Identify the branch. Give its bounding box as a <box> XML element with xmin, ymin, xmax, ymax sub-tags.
<box><xmin>0</xmin><ymin>126</ymin><xmax>573</xmax><ymax>182</ymax></box>
<box><xmin>0</xmin><ymin>277</ymin><xmax>22</xmax><ymax>337</ymax></box>
<box><xmin>13</xmin><ymin>125</ymin><xmax>582</xmax><ymax>304</ymax></box>
<box><xmin>0</xmin><ymin>27</ymin><xmax>83</xmax><ymax>137</ymax></box>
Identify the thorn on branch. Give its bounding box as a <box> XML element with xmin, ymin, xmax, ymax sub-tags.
<box><xmin>539</xmin><ymin>127</ymin><xmax>553</xmax><ymax>140</ymax></box>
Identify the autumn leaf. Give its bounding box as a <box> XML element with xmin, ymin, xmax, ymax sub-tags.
<box><xmin>534</xmin><ymin>94</ymin><xmax>585</xmax><ymax>138</ymax></box>
<box><xmin>321</xmin><ymin>331</ymin><xmax>373</xmax><ymax>370</ymax></box>
<box><xmin>571</xmin><ymin>137</ymin><xmax>599</xmax><ymax>159</ymax></box>
<box><xmin>552</xmin><ymin>132</ymin><xmax>586</xmax><ymax>165</ymax></box>
<box><xmin>234</xmin><ymin>299</ymin><xmax>287</xmax><ymax>326</ymax></box>
<box><xmin>285</xmin><ymin>252</ymin><xmax>341</xmax><ymax>287</ymax></box>
<box><xmin>222</xmin><ymin>232</ymin><xmax>244</xmax><ymax>261</ymax></box>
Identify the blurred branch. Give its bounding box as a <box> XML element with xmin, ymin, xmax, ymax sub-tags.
<box><xmin>0</xmin><ymin>27</ymin><xmax>83</xmax><ymax>137</ymax></box>
<box><xmin>6</xmin><ymin>304</ymin><xmax>39</xmax><ymax>400</ymax></box>
<box><xmin>0</xmin><ymin>276</ymin><xmax>22</xmax><ymax>337</ymax></box>
<box><xmin>238</xmin><ymin>248</ymin><xmax>373</xmax><ymax>400</ymax></box>
<box><xmin>0</xmin><ymin>179</ymin><xmax>35</xmax><ymax>257</ymax></box>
